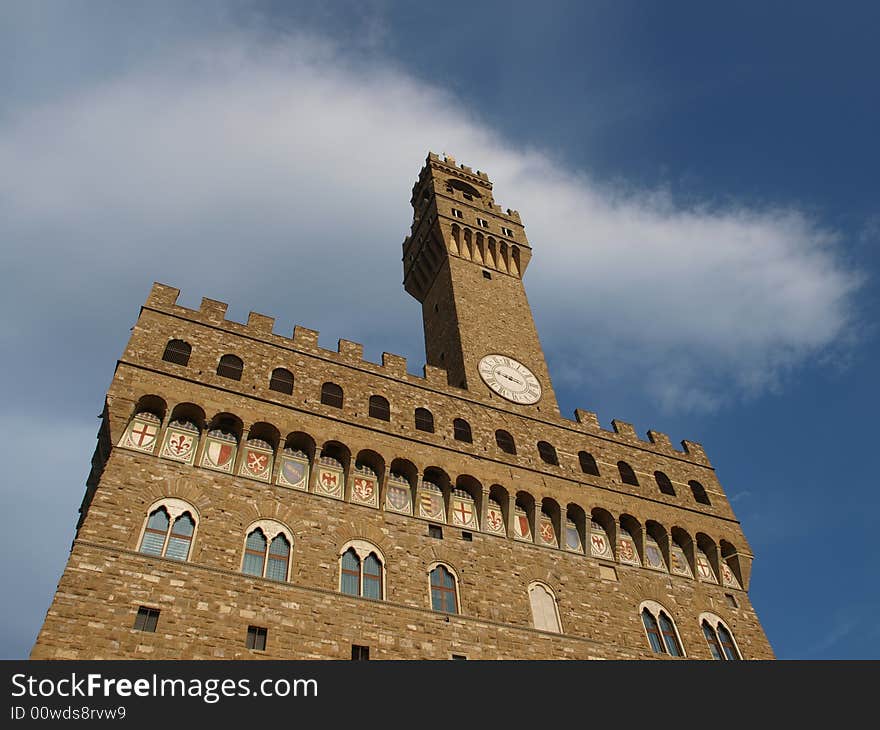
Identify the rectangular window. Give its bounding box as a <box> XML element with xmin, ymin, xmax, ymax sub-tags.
<box><xmin>246</xmin><ymin>625</ymin><xmax>268</xmax><ymax>651</ymax></box>
<box><xmin>477</xmin><ymin>217</ymin><xmax>489</xmax><ymax>228</ymax></box>
<box><xmin>501</xmin><ymin>226</ymin><xmax>515</xmax><ymax>237</ymax></box>
<box><xmin>133</xmin><ymin>606</ymin><xmax>160</xmax><ymax>633</ymax></box>
<box><xmin>451</xmin><ymin>208</ymin><xmax>463</xmax><ymax>219</ymax></box>
<box><xmin>428</xmin><ymin>525</ymin><xmax>443</xmax><ymax>540</ymax></box>
<box><xmin>725</xmin><ymin>593</ymin><xmax>739</xmax><ymax>608</ymax></box>
<box><xmin>451</xmin><ymin>654</ymin><xmax>467</xmax><ymax>660</ymax></box>
<box><xmin>461</xmin><ymin>531</ymin><xmax>473</xmax><ymax>541</ymax></box>
<box><xmin>351</xmin><ymin>645</ymin><xmax>370</xmax><ymax>661</ymax></box>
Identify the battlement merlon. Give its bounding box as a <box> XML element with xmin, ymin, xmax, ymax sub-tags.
<box><xmin>141</xmin><ymin>283</ymin><xmax>714</xmax><ymax>467</ymax></box>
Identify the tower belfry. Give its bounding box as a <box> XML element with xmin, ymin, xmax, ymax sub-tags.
<box><xmin>404</xmin><ymin>152</ymin><xmax>559</xmax><ymax>416</ymax></box>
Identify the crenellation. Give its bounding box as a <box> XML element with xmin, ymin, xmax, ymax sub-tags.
<box><xmin>146</xmin><ymin>282</ymin><xmax>180</xmax><ymax>308</ymax></box>
<box><xmin>681</xmin><ymin>441</ymin><xmax>711</xmax><ymax>466</ymax></box>
<box><xmin>574</xmin><ymin>408</ymin><xmax>600</xmax><ymax>430</ymax></box>
<box><xmin>246</xmin><ymin>311</ymin><xmax>275</xmax><ymax>334</ymax></box>
<box><xmin>337</xmin><ymin>339</ymin><xmax>364</xmax><ymax>362</ymax></box>
<box><xmin>292</xmin><ymin>325</ymin><xmax>319</xmax><ymax>350</ymax></box>
<box><xmin>198</xmin><ymin>297</ymin><xmax>228</xmax><ymax>322</ymax></box>
<box><xmin>646</xmin><ymin>430</ymin><xmax>675</xmax><ymax>453</ymax></box>
<box><xmin>381</xmin><ymin>352</ymin><xmax>408</xmax><ymax>377</ymax></box>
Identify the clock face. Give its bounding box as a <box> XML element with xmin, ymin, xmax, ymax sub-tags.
<box><xmin>478</xmin><ymin>355</ymin><xmax>542</xmax><ymax>404</ymax></box>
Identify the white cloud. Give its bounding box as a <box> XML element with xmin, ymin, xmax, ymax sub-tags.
<box><xmin>0</xmin><ymin>29</ymin><xmax>862</xmax><ymax>413</ymax></box>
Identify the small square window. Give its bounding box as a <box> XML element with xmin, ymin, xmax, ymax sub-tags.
<box><xmin>461</xmin><ymin>531</ymin><xmax>473</xmax><ymax>541</ymax></box>
<box><xmin>477</xmin><ymin>217</ymin><xmax>489</xmax><ymax>228</ymax></box>
<box><xmin>501</xmin><ymin>226</ymin><xmax>515</xmax><ymax>237</ymax></box>
<box><xmin>246</xmin><ymin>625</ymin><xmax>267</xmax><ymax>651</ymax></box>
<box><xmin>482</xmin><ymin>270</ymin><xmax>492</xmax><ymax>280</ymax></box>
<box><xmin>133</xmin><ymin>606</ymin><xmax>159</xmax><ymax>633</ymax></box>
<box><xmin>451</xmin><ymin>208</ymin><xmax>463</xmax><ymax>219</ymax></box>
<box><xmin>352</xmin><ymin>644</ymin><xmax>370</xmax><ymax>661</ymax></box>
<box><xmin>725</xmin><ymin>593</ymin><xmax>739</xmax><ymax>609</ymax></box>
<box><xmin>451</xmin><ymin>654</ymin><xmax>467</xmax><ymax>660</ymax></box>
<box><xmin>428</xmin><ymin>525</ymin><xmax>443</xmax><ymax>540</ymax></box>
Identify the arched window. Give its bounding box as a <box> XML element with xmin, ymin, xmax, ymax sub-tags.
<box><xmin>269</xmin><ymin>368</ymin><xmax>294</xmax><ymax>395</ymax></box>
<box><xmin>414</xmin><ymin>408</ymin><xmax>434</xmax><ymax>433</ymax></box>
<box><xmin>528</xmin><ymin>582</ymin><xmax>562</xmax><ymax>633</ymax></box>
<box><xmin>242</xmin><ymin>522</ymin><xmax>292</xmax><ymax>581</ymax></box>
<box><xmin>700</xmin><ymin>613</ymin><xmax>741</xmax><ymax>660</ymax></box>
<box><xmin>140</xmin><ymin>508</ymin><xmax>170</xmax><ymax>556</ymax></box>
<box><xmin>654</xmin><ymin>471</ymin><xmax>675</xmax><ymax>495</ymax></box>
<box><xmin>138</xmin><ymin>500</ymin><xmax>198</xmax><ymax>561</ymax></box>
<box><xmin>618</xmin><ymin>461</ymin><xmax>639</xmax><ymax>486</ymax></box>
<box><xmin>453</xmin><ymin>418</ymin><xmax>472</xmax><ymax>443</ymax></box>
<box><xmin>495</xmin><ymin>429</ymin><xmax>516</xmax><ymax>455</ymax></box>
<box><xmin>162</xmin><ymin>339</ymin><xmax>191</xmax><ymax>366</ymax></box>
<box><xmin>339</xmin><ymin>541</ymin><xmax>385</xmax><ymax>600</ymax></box>
<box><xmin>341</xmin><ymin>549</ymin><xmax>360</xmax><ymax>596</ymax></box>
<box><xmin>266</xmin><ymin>535</ymin><xmax>290</xmax><ymax>581</ymax></box>
<box><xmin>689</xmin><ymin>480</ymin><xmax>711</xmax><ymax>505</ymax></box>
<box><xmin>164</xmin><ymin>513</ymin><xmax>195</xmax><ymax>560</ymax></box>
<box><xmin>578</xmin><ymin>451</ymin><xmax>600</xmax><ymax>476</ymax></box>
<box><xmin>537</xmin><ymin>441</ymin><xmax>558</xmax><ymax>465</ymax></box>
<box><xmin>368</xmin><ymin>395</ymin><xmax>390</xmax><ymax>421</ymax></box>
<box><xmin>242</xmin><ymin>529</ymin><xmax>267</xmax><ymax>577</ymax></box>
<box><xmin>320</xmin><ymin>382</ymin><xmax>343</xmax><ymax>408</ymax></box>
<box><xmin>640</xmin><ymin>601</ymin><xmax>685</xmax><ymax>657</ymax></box>
<box><xmin>429</xmin><ymin>565</ymin><xmax>458</xmax><ymax>613</ymax></box>
<box><xmin>217</xmin><ymin>354</ymin><xmax>243</xmax><ymax>380</ymax></box>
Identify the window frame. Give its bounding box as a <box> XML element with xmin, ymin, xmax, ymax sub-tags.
<box><xmin>162</xmin><ymin>339</ymin><xmax>191</xmax><ymax>366</ymax></box>
<box><xmin>414</xmin><ymin>407</ymin><xmax>435</xmax><ymax>433</ymax></box>
<box><xmin>428</xmin><ymin>563</ymin><xmax>460</xmax><ymax>614</ymax></box>
<box><xmin>268</xmin><ymin>367</ymin><xmax>294</xmax><ymax>395</ymax></box>
<box><xmin>137</xmin><ymin>499</ymin><xmax>199</xmax><ymax>561</ymax></box>
<box><xmin>527</xmin><ymin>581</ymin><xmax>563</xmax><ymax>634</ymax></box>
<box><xmin>452</xmin><ymin>418</ymin><xmax>472</xmax><ymax>443</ymax></box>
<box><xmin>640</xmin><ymin>600</ymin><xmax>687</xmax><ymax>658</ymax></box>
<box><xmin>338</xmin><ymin>540</ymin><xmax>386</xmax><ymax>600</ymax></box>
<box><xmin>216</xmin><ymin>353</ymin><xmax>244</xmax><ymax>381</ymax></box>
<box><xmin>320</xmin><ymin>382</ymin><xmax>344</xmax><ymax>408</ymax></box>
<box><xmin>241</xmin><ymin>520</ymin><xmax>294</xmax><ymax>582</ymax></box>
<box><xmin>699</xmin><ymin>612</ymin><xmax>742</xmax><ymax>660</ymax></box>
<box><xmin>368</xmin><ymin>395</ymin><xmax>391</xmax><ymax>421</ymax></box>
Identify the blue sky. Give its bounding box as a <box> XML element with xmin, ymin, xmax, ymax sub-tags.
<box><xmin>1</xmin><ymin>1</ymin><xmax>877</xmax><ymax>659</ymax></box>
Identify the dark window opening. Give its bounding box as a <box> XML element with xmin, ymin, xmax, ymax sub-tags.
<box><xmin>162</xmin><ymin>339</ymin><xmax>191</xmax><ymax>366</ymax></box>
<box><xmin>655</xmin><ymin>471</ymin><xmax>676</xmax><ymax>496</ymax></box>
<box><xmin>578</xmin><ymin>451</ymin><xmax>600</xmax><ymax>476</ymax></box>
<box><xmin>351</xmin><ymin>644</ymin><xmax>370</xmax><ymax>661</ymax></box>
<box><xmin>453</xmin><ymin>418</ymin><xmax>472</xmax><ymax>443</ymax></box>
<box><xmin>269</xmin><ymin>367</ymin><xmax>294</xmax><ymax>395</ymax></box>
<box><xmin>321</xmin><ymin>382</ymin><xmax>344</xmax><ymax>408</ymax></box>
<box><xmin>538</xmin><ymin>441</ymin><xmax>558</xmax><ymax>466</ymax></box>
<box><xmin>415</xmin><ymin>408</ymin><xmax>435</xmax><ymax>433</ymax></box>
<box><xmin>618</xmin><ymin>461</ymin><xmax>639</xmax><ymax>486</ymax></box>
<box><xmin>461</xmin><ymin>531</ymin><xmax>472</xmax><ymax>542</ymax></box>
<box><xmin>369</xmin><ymin>395</ymin><xmax>390</xmax><ymax>421</ymax></box>
<box><xmin>451</xmin><ymin>654</ymin><xmax>467</xmax><ymax>660</ymax></box>
<box><xmin>690</xmin><ymin>480</ymin><xmax>711</xmax><ymax>505</ymax></box>
<box><xmin>428</xmin><ymin>525</ymin><xmax>443</xmax><ymax>540</ymax></box>
<box><xmin>246</xmin><ymin>625</ymin><xmax>267</xmax><ymax>651</ymax></box>
<box><xmin>495</xmin><ymin>430</ymin><xmax>516</xmax><ymax>455</ymax></box>
<box><xmin>133</xmin><ymin>606</ymin><xmax>160</xmax><ymax>633</ymax></box>
<box><xmin>217</xmin><ymin>354</ymin><xmax>243</xmax><ymax>381</ymax></box>
<box><xmin>482</xmin><ymin>270</ymin><xmax>492</xmax><ymax>280</ymax></box>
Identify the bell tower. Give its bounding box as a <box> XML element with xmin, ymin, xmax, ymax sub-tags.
<box><xmin>403</xmin><ymin>153</ymin><xmax>559</xmax><ymax>416</ymax></box>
